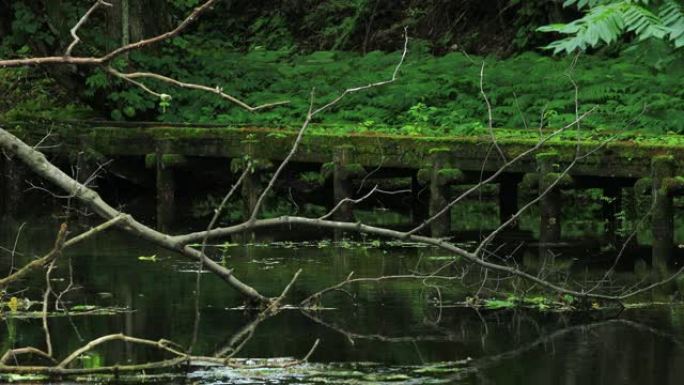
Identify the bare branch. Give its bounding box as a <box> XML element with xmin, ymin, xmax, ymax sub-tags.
<box><xmin>106</xmin><ymin>67</ymin><xmax>289</xmax><ymax>112</ymax></box>
<box><xmin>480</xmin><ymin>61</ymin><xmax>506</xmax><ymax>162</ymax></box>
<box><xmin>0</xmin><ymin>223</ymin><xmax>67</xmax><ymax>288</ymax></box>
<box><xmin>475</xmin><ymin>138</ymin><xmax>613</xmax><ymax>256</ymax></box>
<box><xmin>0</xmin><ymin>347</ymin><xmax>56</xmax><ymax>366</ymax></box>
<box><xmin>58</xmin><ymin>333</ymin><xmax>187</xmax><ymax>368</ymax></box>
<box><xmin>246</xmin><ymin>28</ymin><xmax>409</xmax><ymax>223</ymax></box>
<box><xmin>318</xmin><ymin>185</ymin><xmax>411</xmax><ymax>221</ymax></box>
<box><xmin>0</xmin><ymin>0</ymin><xmax>220</xmax><ymax>68</ymax></box>
<box><xmin>65</xmin><ymin>1</ymin><xmax>113</xmax><ymax>57</ymax></box>
<box><xmin>0</xmin><ymin>127</ymin><xmax>268</xmax><ymax>304</ymax></box>
<box><xmin>406</xmin><ymin>107</ymin><xmax>598</xmax><ymax>236</ymax></box>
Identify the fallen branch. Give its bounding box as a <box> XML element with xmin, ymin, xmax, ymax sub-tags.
<box><xmin>0</xmin><ymin>223</ymin><xmax>67</xmax><ymax>288</ymax></box>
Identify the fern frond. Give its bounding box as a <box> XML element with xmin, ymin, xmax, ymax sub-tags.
<box><xmin>540</xmin><ymin>0</ymin><xmax>682</xmax><ymax>53</ymax></box>
<box><xmin>623</xmin><ymin>5</ymin><xmax>668</xmax><ymax>39</ymax></box>
<box><xmin>660</xmin><ymin>0</ymin><xmax>684</xmax><ymax>47</ymax></box>
<box><xmin>539</xmin><ymin>3</ymin><xmax>626</xmax><ymax>53</ymax></box>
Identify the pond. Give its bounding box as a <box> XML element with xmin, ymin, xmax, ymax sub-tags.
<box><xmin>1</xmin><ymin>216</ymin><xmax>684</xmax><ymax>385</ymax></box>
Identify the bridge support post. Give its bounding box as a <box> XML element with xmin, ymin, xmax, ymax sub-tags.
<box><xmin>428</xmin><ymin>149</ymin><xmax>463</xmax><ymax>238</ymax></box>
<box><xmin>156</xmin><ymin>142</ymin><xmax>175</xmax><ymax>233</ymax></box>
<box><xmin>240</xmin><ymin>140</ymin><xmax>267</xmax><ymax>230</ymax></box>
<box><xmin>499</xmin><ymin>174</ymin><xmax>521</xmax><ymax>228</ymax></box>
<box><xmin>1</xmin><ymin>155</ymin><xmax>24</xmax><ymax>219</ymax></box>
<box><xmin>537</xmin><ymin>152</ymin><xmax>561</xmax><ymax>248</ymax></box>
<box><xmin>0</xmin><ymin>154</ymin><xmax>6</xmax><ymax>218</ymax></box>
<box><xmin>651</xmin><ymin>156</ymin><xmax>675</xmax><ymax>271</ymax></box>
<box><xmin>149</xmin><ymin>141</ymin><xmax>186</xmax><ymax>232</ymax></box>
<box><xmin>602</xmin><ymin>184</ymin><xmax>622</xmax><ymax>245</ymax></box>
<box><xmin>410</xmin><ymin>172</ymin><xmax>428</xmax><ymax>225</ymax></box>
<box><xmin>617</xmin><ymin>183</ymin><xmax>644</xmax><ymax>252</ymax></box>
<box><xmin>333</xmin><ymin>145</ymin><xmax>355</xmax><ymax>224</ymax></box>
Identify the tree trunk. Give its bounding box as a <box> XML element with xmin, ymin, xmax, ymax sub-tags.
<box><xmin>0</xmin><ymin>0</ymin><xmax>12</xmax><ymax>40</ymax></box>
<box><xmin>106</xmin><ymin>0</ymin><xmax>123</xmax><ymax>50</ymax></box>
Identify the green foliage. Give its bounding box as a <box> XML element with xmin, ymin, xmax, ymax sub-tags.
<box><xmin>3</xmin><ymin>40</ymin><xmax>683</xmax><ymax>135</ymax></box>
<box><xmin>2</xmin><ymin>1</ymin><xmax>682</xmax><ymax>135</ymax></box>
<box><xmin>0</xmin><ymin>68</ymin><xmax>93</xmax><ymax>121</ymax></box>
<box><xmin>191</xmin><ymin>192</ymin><xmax>326</xmax><ymax>225</ymax></box>
<box><xmin>123</xmin><ymin>41</ymin><xmax>682</xmax><ymax>134</ymax></box>
<box><xmin>540</xmin><ymin>0</ymin><xmax>684</xmax><ymax>53</ymax></box>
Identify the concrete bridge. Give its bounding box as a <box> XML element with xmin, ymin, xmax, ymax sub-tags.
<box><xmin>2</xmin><ymin>121</ymin><xmax>684</xmax><ymax>266</ymax></box>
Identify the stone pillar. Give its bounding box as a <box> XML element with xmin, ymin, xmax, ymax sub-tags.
<box><xmin>148</xmin><ymin>142</ymin><xmax>186</xmax><ymax>232</ymax></box>
<box><xmin>651</xmin><ymin>156</ymin><xmax>675</xmax><ymax>271</ymax></box>
<box><xmin>1</xmin><ymin>155</ymin><xmax>24</xmax><ymax>219</ymax></box>
<box><xmin>602</xmin><ymin>184</ymin><xmax>622</xmax><ymax>245</ymax></box>
<box><xmin>410</xmin><ymin>172</ymin><xmax>428</xmax><ymax>225</ymax></box>
<box><xmin>428</xmin><ymin>149</ymin><xmax>463</xmax><ymax>238</ymax></box>
<box><xmin>240</xmin><ymin>140</ymin><xmax>265</xmax><ymax>217</ymax></box>
<box><xmin>333</xmin><ymin>145</ymin><xmax>355</xmax><ymax>223</ymax></box>
<box><xmin>537</xmin><ymin>152</ymin><xmax>561</xmax><ymax>246</ymax></box>
<box><xmin>239</xmin><ymin>140</ymin><xmax>267</xmax><ymax>242</ymax></box>
<box><xmin>623</xmin><ymin>184</ymin><xmax>638</xmax><ymax>228</ymax></box>
<box><xmin>0</xmin><ymin>154</ymin><xmax>6</xmax><ymax>218</ymax></box>
<box><xmin>72</xmin><ymin>140</ymin><xmax>101</xmax><ymax>223</ymax></box>
<box><xmin>499</xmin><ymin>174</ymin><xmax>520</xmax><ymax>228</ymax></box>
<box><xmin>155</xmin><ymin>143</ymin><xmax>175</xmax><ymax>232</ymax></box>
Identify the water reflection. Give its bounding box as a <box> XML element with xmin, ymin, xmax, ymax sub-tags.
<box><xmin>0</xmin><ymin>218</ymin><xmax>683</xmax><ymax>384</ymax></box>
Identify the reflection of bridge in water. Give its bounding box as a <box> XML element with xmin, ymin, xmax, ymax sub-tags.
<box><xmin>3</xmin><ymin>121</ymin><xmax>684</xmax><ymax>266</ymax></box>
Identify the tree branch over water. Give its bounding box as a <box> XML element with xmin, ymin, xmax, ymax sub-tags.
<box><xmin>0</xmin><ymin>0</ymin><xmax>681</xmax><ymax>378</ymax></box>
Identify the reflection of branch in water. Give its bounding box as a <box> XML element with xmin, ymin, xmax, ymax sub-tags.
<box><xmin>215</xmin><ymin>269</ymin><xmax>304</xmax><ymax>358</ymax></box>
<box><xmin>300</xmin><ymin>272</ymin><xmax>463</xmax><ymax>307</ymax></box>
<box><xmin>0</xmin><ymin>331</ymin><xmax>319</xmax><ymax>375</ymax></box>
<box><xmin>468</xmin><ymin>318</ymin><xmax>683</xmax><ymax>373</ymax></box>
<box><xmin>302</xmin><ymin>310</ymin><xmax>465</xmax><ymax>345</ymax></box>
<box><xmin>214</xmin><ymin>313</ymin><xmax>265</xmax><ymax>358</ymax></box>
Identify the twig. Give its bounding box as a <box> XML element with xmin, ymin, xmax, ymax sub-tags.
<box><xmin>0</xmin><ymin>347</ymin><xmax>56</xmax><ymax>366</ymax></box>
<box><xmin>42</xmin><ymin>260</ymin><xmax>56</xmax><ymax>357</ymax></box>
<box><xmin>406</xmin><ymin>107</ymin><xmax>597</xmax><ymax>236</ymax></box>
<box><xmin>65</xmin><ymin>1</ymin><xmax>113</xmax><ymax>56</ymax></box>
<box><xmin>301</xmin><ymin>339</ymin><xmax>320</xmax><ymax>362</ymax></box>
<box><xmin>480</xmin><ymin>61</ymin><xmax>506</xmax><ymax>162</ymax></box>
<box><xmin>58</xmin><ymin>334</ymin><xmax>186</xmax><ymax>368</ymax></box>
<box><xmin>246</xmin><ymin>28</ymin><xmax>409</xmax><ymax>223</ymax></box>
<box><xmin>106</xmin><ymin>67</ymin><xmax>289</xmax><ymax>112</ymax></box>
<box><xmin>475</xmin><ymin>137</ymin><xmax>613</xmax><ymax>256</ymax></box>
<box><xmin>0</xmin><ymin>223</ymin><xmax>67</xmax><ymax>288</ymax></box>
<box><xmin>318</xmin><ymin>186</ymin><xmax>411</xmax><ymax>220</ymax></box>
<box><xmin>0</xmin><ymin>0</ymin><xmax>221</xmax><ymax>68</ymax></box>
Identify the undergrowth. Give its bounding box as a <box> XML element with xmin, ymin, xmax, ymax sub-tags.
<box><xmin>108</xmin><ymin>40</ymin><xmax>683</xmax><ymax>135</ymax></box>
<box><xmin>2</xmin><ymin>40</ymin><xmax>682</xmax><ymax>136</ymax></box>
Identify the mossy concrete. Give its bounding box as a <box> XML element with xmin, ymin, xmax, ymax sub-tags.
<box><xmin>9</xmin><ymin>124</ymin><xmax>684</xmax><ymax>180</ymax></box>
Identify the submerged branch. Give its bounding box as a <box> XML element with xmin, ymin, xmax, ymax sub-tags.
<box><xmin>0</xmin><ymin>223</ymin><xmax>67</xmax><ymax>288</ymax></box>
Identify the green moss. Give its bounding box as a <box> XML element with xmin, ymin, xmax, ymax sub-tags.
<box><xmin>662</xmin><ymin>176</ymin><xmax>684</xmax><ymax>195</ymax></box>
<box><xmin>335</xmin><ymin>144</ymin><xmax>355</xmax><ymax>151</ymax></box>
<box><xmin>652</xmin><ymin>155</ymin><xmax>675</xmax><ymax>163</ymax></box>
<box><xmin>344</xmin><ymin>163</ymin><xmax>366</xmax><ymax>178</ymax></box>
<box><xmin>230</xmin><ymin>157</ymin><xmax>272</xmax><ymax>173</ymax></box>
<box><xmin>634</xmin><ymin>177</ymin><xmax>652</xmax><ymax>196</ymax></box>
<box><xmin>436</xmin><ymin>168</ymin><xmax>465</xmax><ymax>185</ymax></box>
<box><xmin>541</xmin><ymin>172</ymin><xmax>574</xmax><ymax>188</ymax></box>
<box><xmin>520</xmin><ymin>173</ymin><xmax>539</xmax><ymax>192</ymax></box>
<box><xmin>417</xmin><ymin>168</ymin><xmax>430</xmax><ymax>185</ymax></box>
<box><xmin>428</xmin><ymin>147</ymin><xmax>450</xmax><ymax>154</ymax></box>
<box><xmin>144</xmin><ymin>153</ymin><xmax>187</xmax><ymax>168</ymax></box>
<box><xmin>9</xmin><ymin>123</ymin><xmax>684</xmax><ymax>182</ymax></box>
<box><xmin>535</xmin><ymin>151</ymin><xmax>560</xmax><ymax>161</ymax></box>
<box><xmin>320</xmin><ymin>162</ymin><xmax>334</xmax><ymax>180</ymax></box>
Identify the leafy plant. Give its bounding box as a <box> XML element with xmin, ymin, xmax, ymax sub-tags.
<box><xmin>539</xmin><ymin>0</ymin><xmax>684</xmax><ymax>53</ymax></box>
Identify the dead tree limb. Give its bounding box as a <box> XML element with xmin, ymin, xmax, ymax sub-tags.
<box><xmin>0</xmin><ymin>223</ymin><xmax>67</xmax><ymax>288</ymax></box>
<box><xmin>0</xmin><ymin>127</ymin><xmax>267</xmax><ymax>304</ymax></box>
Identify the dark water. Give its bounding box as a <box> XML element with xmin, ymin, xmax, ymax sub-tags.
<box><xmin>1</xmin><ymin>217</ymin><xmax>684</xmax><ymax>385</ymax></box>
